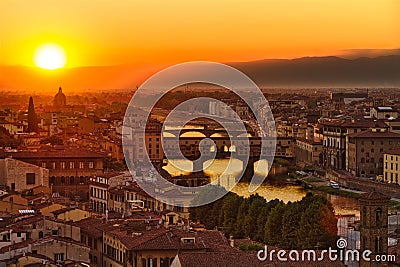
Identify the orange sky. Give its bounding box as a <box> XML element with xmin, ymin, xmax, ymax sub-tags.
<box><xmin>0</xmin><ymin>0</ymin><xmax>399</xmax><ymax>68</ymax></box>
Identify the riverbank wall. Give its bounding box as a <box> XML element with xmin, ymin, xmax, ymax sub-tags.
<box><xmin>326</xmin><ymin>170</ymin><xmax>400</xmax><ymax>199</ymax></box>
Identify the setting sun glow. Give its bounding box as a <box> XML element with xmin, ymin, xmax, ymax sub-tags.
<box><xmin>34</xmin><ymin>44</ymin><xmax>66</xmax><ymax>70</ymax></box>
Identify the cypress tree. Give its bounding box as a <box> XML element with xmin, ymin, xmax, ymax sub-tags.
<box><xmin>27</xmin><ymin>97</ymin><xmax>38</xmax><ymax>133</ymax></box>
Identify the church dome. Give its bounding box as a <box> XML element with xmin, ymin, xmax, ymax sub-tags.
<box><xmin>54</xmin><ymin>87</ymin><xmax>66</xmax><ymax>107</ymax></box>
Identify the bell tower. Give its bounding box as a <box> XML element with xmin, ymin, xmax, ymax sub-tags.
<box><xmin>359</xmin><ymin>191</ymin><xmax>390</xmax><ymax>267</ymax></box>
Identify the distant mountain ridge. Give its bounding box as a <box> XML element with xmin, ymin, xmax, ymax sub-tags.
<box><xmin>0</xmin><ymin>55</ymin><xmax>399</xmax><ymax>91</ymax></box>
<box><xmin>230</xmin><ymin>55</ymin><xmax>400</xmax><ymax>87</ymax></box>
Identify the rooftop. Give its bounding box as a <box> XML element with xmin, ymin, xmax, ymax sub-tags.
<box><xmin>359</xmin><ymin>191</ymin><xmax>391</xmax><ymax>201</ymax></box>
<box><xmin>5</xmin><ymin>148</ymin><xmax>106</xmax><ymax>159</ymax></box>
<box><xmin>347</xmin><ymin>129</ymin><xmax>400</xmax><ymax>138</ymax></box>
<box><xmin>385</xmin><ymin>150</ymin><xmax>400</xmax><ymax>156</ymax></box>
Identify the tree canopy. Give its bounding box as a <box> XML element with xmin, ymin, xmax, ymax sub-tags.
<box><xmin>189</xmin><ymin>190</ymin><xmax>337</xmax><ymax>250</ymax></box>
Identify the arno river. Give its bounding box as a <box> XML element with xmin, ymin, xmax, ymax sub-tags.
<box><xmin>164</xmin><ymin>158</ymin><xmax>360</xmax><ymax>216</ymax></box>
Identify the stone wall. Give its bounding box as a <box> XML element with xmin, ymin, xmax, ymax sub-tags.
<box><xmin>326</xmin><ymin>170</ymin><xmax>400</xmax><ymax>199</ymax></box>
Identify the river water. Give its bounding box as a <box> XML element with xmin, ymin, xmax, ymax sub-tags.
<box><xmin>163</xmin><ymin>158</ymin><xmax>360</xmax><ymax>216</ymax></box>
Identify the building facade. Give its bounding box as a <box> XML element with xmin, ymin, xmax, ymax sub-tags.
<box><xmin>5</xmin><ymin>148</ymin><xmax>105</xmax><ymax>200</ymax></box>
<box><xmin>347</xmin><ymin>129</ymin><xmax>400</xmax><ymax>178</ymax></box>
<box><xmin>383</xmin><ymin>150</ymin><xmax>400</xmax><ymax>184</ymax></box>
<box><xmin>322</xmin><ymin>120</ymin><xmax>387</xmax><ymax>170</ymax></box>
<box><xmin>370</xmin><ymin>107</ymin><xmax>398</xmax><ymax>120</ymax></box>
<box><xmin>0</xmin><ymin>158</ymin><xmax>49</xmax><ymax>192</ymax></box>
<box><xmin>295</xmin><ymin>138</ymin><xmax>323</xmax><ymax>167</ymax></box>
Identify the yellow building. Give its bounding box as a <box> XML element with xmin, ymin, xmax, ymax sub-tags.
<box><xmin>383</xmin><ymin>150</ymin><xmax>400</xmax><ymax>184</ymax></box>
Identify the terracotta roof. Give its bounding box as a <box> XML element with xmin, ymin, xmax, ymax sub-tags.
<box><xmin>131</xmin><ymin>229</ymin><xmax>227</xmax><ymax>251</ymax></box>
<box><xmin>108</xmin><ymin>188</ymin><xmax>125</xmax><ymax>195</ymax></box>
<box><xmin>11</xmin><ymin>215</ymin><xmax>44</xmax><ymax>229</ymax></box>
<box><xmin>359</xmin><ymin>191</ymin><xmax>391</xmax><ymax>201</ymax></box>
<box><xmin>176</xmin><ymin>251</ymin><xmax>263</xmax><ymax>267</ymax></box>
<box><xmin>98</xmin><ymin>172</ymin><xmax>124</xmax><ymax>178</ymax></box>
<box><xmin>0</xmin><ymin>236</ymin><xmax>84</xmax><ymax>253</ymax></box>
<box><xmin>6</xmin><ymin>149</ymin><xmax>105</xmax><ymax>159</ymax></box>
<box><xmin>321</xmin><ymin>119</ymin><xmax>387</xmax><ymax>128</ymax></box>
<box><xmin>1</xmin><ymin>252</ymin><xmax>55</xmax><ymax>265</ymax></box>
<box><xmin>385</xmin><ymin>150</ymin><xmax>400</xmax><ymax>156</ymax></box>
<box><xmin>51</xmin><ymin>207</ymin><xmax>76</xmax><ymax>215</ymax></box>
<box><xmin>296</xmin><ymin>137</ymin><xmax>322</xmax><ymax>145</ymax></box>
<box><xmin>75</xmin><ymin>217</ymin><xmax>103</xmax><ymax>239</ymax></box>
<box><xmin>109</xmin><ymin>225</ymin><xmax>167</xmax><ymax>249</ymax></box>
<box><xmin>347</xmin><ymin>129</ymin><xmax>400</xmax><ymax>138</ymax></box>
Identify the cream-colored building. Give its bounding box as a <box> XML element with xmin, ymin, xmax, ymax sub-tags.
<box><xmin>0</xmin><ymin>158</ymin><xmax>49</xmax><ymax>192</ymax></box>
<box><xmin>384</xmin><ymin>150</ymin><xmax>400</xmax><ymax>184</ymax></box>
<box><xmin>0</xmin><ymin>236</ymin><xmax>90</xmax><ymax>266</ymax></box>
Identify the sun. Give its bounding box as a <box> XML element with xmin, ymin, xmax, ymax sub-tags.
<box><xmin>34</xmin><ymin>43</ymin><xmax>66</xmax><ymax>70</ymax></box>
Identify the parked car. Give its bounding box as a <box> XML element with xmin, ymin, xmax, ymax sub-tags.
<box><xmin>329</xmin><ymin>181</ymin><xmax>340</xmax><ymax>189</ymax></box>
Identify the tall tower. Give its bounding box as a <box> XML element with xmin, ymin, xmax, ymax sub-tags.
<box><xmin>53</xmin><ymin>86</ymin><xmax>66</xmax><ymax>108</ymax></box>
<box><xmin>359</xmin><ymin>191</ymin><xmax>390</xmax><ymax>267</ymax></box>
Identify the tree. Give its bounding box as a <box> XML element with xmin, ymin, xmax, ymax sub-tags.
<box><xmin>221</xmin><ymin>194</ymin><xmax>243</xmax><ymax>236</ymax></box>
<box><xmin>264</xmin><ymin>201</ymin><xmax>285</xmax><ymax>246</ymax></box>
<box><xmin>297</xmin><ymin>197</ymin><xmax>337</xmax><ymax>249</ymax></box>
<box><xmin>40</xmin><ymin>135</ymin><xmax>63</xmax><ymax>145</ymax></box>
<box><xmin>281</xmin><ymin>201</ymin><xmax>302</xmax><ymax>248</ymax></box>
<box><xmin>27</xmin><ymin>97</ymin><xmax>38</xmax><ymax>133</ymax></box>
<box><xmin>242</xmin><ymin>194</ymin><xmax>267</xmax><ymax>240</ymax></box>
<box><xmin>0</xmin><ymin>126</ymin><xmax>20</xmax><ymax>148</ymax></box>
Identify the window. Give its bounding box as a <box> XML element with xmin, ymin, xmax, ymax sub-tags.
<box><xmin>69</xmin><ymin>162</ymin><xmax>74</xmax><ymax>169</ymax></box>
<box><xmin>79</xmin><ymin>162</ymin><xmax>84</xmax><ymax>169</ymax></box>
<box><xmin>55</xmin><ymin>253</ymin><xmax>64</xmax><ymax>262</ymax></box>
<box><xmin>26</xmin><ymin>173</ymin><xmax>36</xmax><ymax>185</ymax></box>
<box><xmin>41</xmin><ymin>162</ymin><xmax>46</xmax><ymax>168</ymax></box>
<box><xmin>51</xmin><ymin>162</ymin><xmax>56</xmax><ymax>169</ymax></box>
<box><xmin>61</xmin><ymin>162</ymin><xmax>65</xmax><ymax>169</ymax></box>
<box><xmin>89</xmin><ymin>161</ymin><xmax>94</xmax><ymax>169</ymax></box>
<box><xmin>181</xmin><ymin>237</ymin><xmax>196</xmax><ymax>244</ymax></box>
